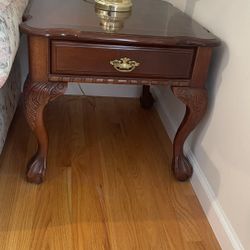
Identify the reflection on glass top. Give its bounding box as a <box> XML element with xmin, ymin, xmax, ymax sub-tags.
<box><xmin>23</xmin><ymin>0</ymin><xmax>219</xmax><ymax>43</ymax></box>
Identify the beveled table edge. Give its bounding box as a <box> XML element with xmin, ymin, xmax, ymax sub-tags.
<box><xmin>20</xmin><ymin>23</ymin><xmax>220</xmax><ymax>47</ymax></box>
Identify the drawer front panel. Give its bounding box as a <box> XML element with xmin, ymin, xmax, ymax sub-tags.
<box><xmin>51</xmin><ymin>41</ymin><xmax>195</xmax><ymax>79</ymax></box>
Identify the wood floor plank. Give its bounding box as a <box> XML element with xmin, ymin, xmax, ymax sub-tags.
<box><xmin>0</xmin><ymin>96</ymin><xmax>221</xmax><ymax>250</ymax></box>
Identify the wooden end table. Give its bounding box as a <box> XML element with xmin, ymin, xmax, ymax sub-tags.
<box><xmin>20</xmin><ymin>0</ymin><xmax>220</xmax><ymax>184</ymax></box>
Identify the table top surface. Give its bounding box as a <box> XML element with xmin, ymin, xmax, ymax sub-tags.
<box><xmin>21</xmin><ymin>0</ymin><xmax>220</xmax><ymax>47</ymax></box>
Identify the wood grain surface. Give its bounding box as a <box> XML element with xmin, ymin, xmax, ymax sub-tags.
<box><xmin>0</xmin><ymin>96</ymin><xmax>220</xmax><ymax>250</ymax></box>
<box><xmin>51</xmin><ymin>41</ymin><xmax>195</xmax><ymax>79</ymax></box>
<box><xmin>21</xmin><ymin>0</ymin><xmax>220</xmax><ymax>47</ymax></box>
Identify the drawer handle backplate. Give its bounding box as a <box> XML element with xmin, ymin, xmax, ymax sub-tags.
<box><xmin>110</xmin><ymin>57</ymin><xmax>140</xmax><ymax>73</ymax></box>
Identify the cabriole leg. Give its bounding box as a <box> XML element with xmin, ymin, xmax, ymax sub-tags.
<box><xmin>140</xmin><ymin>85</ymin><xmax>155</xmax><ymax>109</ymax></box>
<box><xmin>171</xmin><ymin>86</ymin><xmax>208</xmax><ymax>181</ymax></box>
<box><xmin>24</xmin><ymin>81</ymin><xmax>67</xmax><ymax>184</ymax></box>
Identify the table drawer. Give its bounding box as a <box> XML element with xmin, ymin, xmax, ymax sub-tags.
<box><xmin>51</xmin><ymin>41</ymin><xmax>195</xmax><ymax>79</ymax></box>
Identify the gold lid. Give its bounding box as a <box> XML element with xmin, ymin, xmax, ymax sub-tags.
<box><xmin>95</xmin><ymin>0</ymin><xmax>132</xmax><ymax>12</ymax></box>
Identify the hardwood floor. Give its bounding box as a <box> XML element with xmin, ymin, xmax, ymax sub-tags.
<box><xmin>0</xmin><ymin>96</ymin><xmax>220</xmax><ymax>250</ymax></box>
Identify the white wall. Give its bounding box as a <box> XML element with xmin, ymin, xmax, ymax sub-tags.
<box><xmin>66</xmin><ymin>83</ymin><xmax>141</xmax><ymax>98</ymax></box>
<box><xmin>154</xmin><ymin>0</ymin><xmax>250</xmax><ymax>249</ymax></box>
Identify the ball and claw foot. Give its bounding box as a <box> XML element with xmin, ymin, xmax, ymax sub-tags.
<box><xmin>26</xmin><ymin>154</ymin><xmax>46</xmax><ymax>184</ymax></box>
<box><xmin>172</xmin><ymin>154</ymin><xmax>193</xmax><ymax>181</ymax></box>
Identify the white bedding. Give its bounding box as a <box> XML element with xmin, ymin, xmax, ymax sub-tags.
<box><xmin>0</xmin><ymin>56</ymin><xmax>21</xmax><ymax>153</ymax></box>
<box><xmin>0</xmin><ymin>0</ymin><xmax>28</xmax><ymax>88</ymax></box>
<box><xmin>0</xmin><ymin>0</ymin><xmax>28</xmax><ymax>154</ymax></box>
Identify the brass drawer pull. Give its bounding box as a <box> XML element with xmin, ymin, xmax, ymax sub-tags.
<box><xmin>110</xmin><ymin>57</ymin><xmax>140</xmax><ymax>72</ymax></box>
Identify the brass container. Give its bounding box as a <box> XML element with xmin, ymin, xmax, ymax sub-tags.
<box><xmin>95</xmin><ymin>7</ymin><xmax>131</xmax><ymax>32</ymax></box>
<box><xmin>95</xmin><ymin>0</ymin><xmax>132</xmax><ymax>12</ymax></box>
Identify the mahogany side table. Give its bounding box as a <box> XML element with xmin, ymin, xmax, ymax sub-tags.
<box><xmin>20</xmin><ymin>0</ymin><xmax>220</xmax><ymax>184</ymax></box>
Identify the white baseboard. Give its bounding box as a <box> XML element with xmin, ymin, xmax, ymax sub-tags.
<box><xmin>152</xmin><ymin>87</ymin><xmax>244</xmax><ymax>250</ymax></box>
